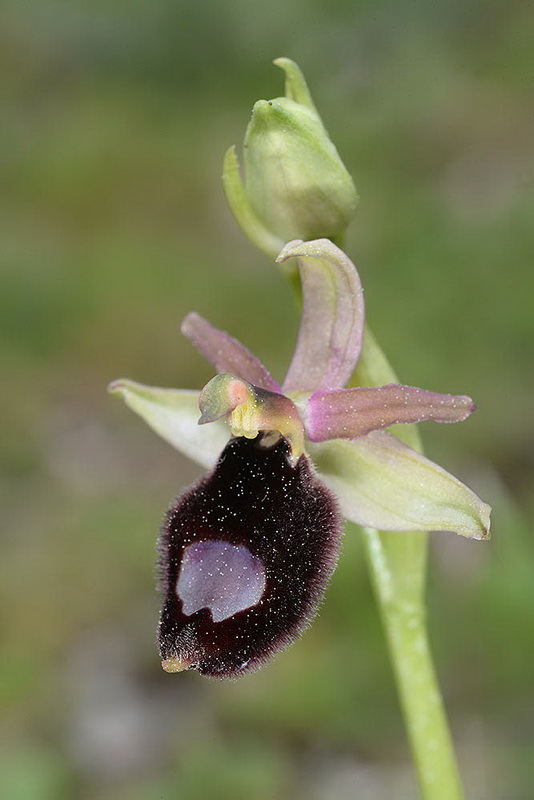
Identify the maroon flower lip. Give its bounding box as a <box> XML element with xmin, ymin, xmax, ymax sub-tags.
<box><xmin>158</xmin><ymin>433</ymin><xmax>341</xmax><ymax>678</ymax></box>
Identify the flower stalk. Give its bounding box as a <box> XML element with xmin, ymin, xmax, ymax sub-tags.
<box><xmin>354</xmin><ymin>332</ymin><xmax>464</xmax><ymax>799</ymax></box>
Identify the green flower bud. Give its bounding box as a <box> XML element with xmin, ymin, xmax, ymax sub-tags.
<box><xmin>223</xmin><ymin>58</ymin><xmax>358</xmax><ymax>259</ymax></box>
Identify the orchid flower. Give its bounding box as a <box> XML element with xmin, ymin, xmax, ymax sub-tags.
<box><xmin>109</xmin><ymin>238</ymin><xmax>490</xmax><ymax>679</ymax></box>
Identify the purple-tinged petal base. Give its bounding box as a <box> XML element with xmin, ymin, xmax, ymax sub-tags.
<box><xmin>306</xmin><ymin>385</ymin><xmax>475</xmax><ymax>441</ymax></box>
<box><xmin>181</xmin><ymin>312</ymin><xmax>281</xmax><ymax>393</ymax></box>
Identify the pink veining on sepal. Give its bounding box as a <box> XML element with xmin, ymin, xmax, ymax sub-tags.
<box><xmin>181</xmin><ymin>312</ymin><xmax>281</xmax><ymax>393</ymax></box>
<box><xmin>276</xmin><ymin>239</ymin><xmax>364</xmax><ymax>394</ymax></box>
<box><xmin>305</xmin><ymin>384</ymin><xmax>476</xmax><ymax>442</ymax></box>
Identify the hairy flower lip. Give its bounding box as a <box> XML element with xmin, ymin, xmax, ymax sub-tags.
<box><xmin>157</xmin><ymin>432</ymin><xmax>343</xmax><ymax>678</ymax></box>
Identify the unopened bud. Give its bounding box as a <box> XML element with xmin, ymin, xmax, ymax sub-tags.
<box><xmin>223</xmin><ymin>59</ymin><xmax>358</xmax><ymax>258</ymax></box>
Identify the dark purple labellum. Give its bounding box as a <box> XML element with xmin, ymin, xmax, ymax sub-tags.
<box><xmin>158</xmin><ymin>433</ymin><xmax>342</xmax><ymax>678</ymax></box>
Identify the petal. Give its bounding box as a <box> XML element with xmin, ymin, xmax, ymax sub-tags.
<box><xmin>276</xmin><ymin>239</ymin><xmax>364</xmax><ymax>394</ymax></box>
<box><xmin>181</xmin><ymin>312</ymin><xmax>281</xmax><ymax>393</ymax></box>
<box><xmin>306</xmin><ymin>385</ymin><xmax>476</xmax><ymax>441</ymax></box>
<box><xmin>310</xmin><ymin>431</ymin><xmax>491</xmax><ymax>539</ymax></box>
<box><xmin>158</xmin><ymin>433</ymin><xmax>342</xmax><ymax>678</ymax></box>
<box><xmin>108</xmin><ymin>379</ymin><xmax>228</xmax><ymax>469</ymax></box>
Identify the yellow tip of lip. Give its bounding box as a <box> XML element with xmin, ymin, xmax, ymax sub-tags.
<box><xmin>161</xmin><ymin>657</ymin><xmax>190</xmax><ymax>673</ymax></box>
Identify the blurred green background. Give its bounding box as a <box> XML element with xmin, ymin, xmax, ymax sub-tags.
<box><xmin>1</xmin><ymin>1</ymin><xmax>533</xmax><ymax>798</ymax></box>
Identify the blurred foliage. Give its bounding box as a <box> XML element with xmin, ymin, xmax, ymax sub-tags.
<box><xmin>1</xmin><ymin>1</ymin><xmax>533</xmax><ymax>798</ymax></box>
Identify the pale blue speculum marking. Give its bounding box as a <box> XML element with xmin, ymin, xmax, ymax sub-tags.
<box><xmin>176</xmin><ymin>540</ymin><xmax>266</xmax><ymax>622</ymax></box>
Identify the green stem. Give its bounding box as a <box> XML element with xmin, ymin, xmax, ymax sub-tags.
<box><xmin>353</xmin><ymin>327</ymin><xmax>464</xmax><ymax>800</ymax></box>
